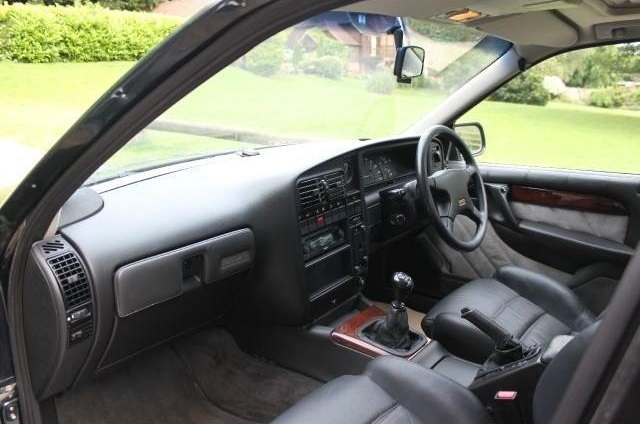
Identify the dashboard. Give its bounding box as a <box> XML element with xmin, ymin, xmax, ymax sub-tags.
<box><xmin>22</xmin><ymin>136</ymin><xmax>449</xmax><ymax>401</ymax></box>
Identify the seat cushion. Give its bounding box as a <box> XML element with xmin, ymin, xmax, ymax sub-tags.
<box><xmin>422</xmin><ymin>266</ymin><xmax>596</xmax><ymax>363</ymax></box>
<box><xmin>272</xmin><ymin>356</ymin><xmax>488</xmax><ymax>424</ymax></box>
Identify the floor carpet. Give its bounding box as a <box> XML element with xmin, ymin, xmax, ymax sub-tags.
<box><xmin>55</xmin><ymin>329</ymin><xmax>322</xmax><ymax>424</ymax></box>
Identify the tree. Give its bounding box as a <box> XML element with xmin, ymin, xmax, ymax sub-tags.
<box><xmin>567</xmin><ymin>46</ymin><xmax>630</xmax><ymax>88</ymax></box>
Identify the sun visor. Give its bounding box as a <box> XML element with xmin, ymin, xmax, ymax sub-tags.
<box><xmin>474</xmin><ymin>11</ymin><xmax>578</xmax><ymax>47</ymax></box>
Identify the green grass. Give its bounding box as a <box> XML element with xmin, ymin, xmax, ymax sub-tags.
<box><xmin>90</xmin><ymin>130</ymin><xmax>258</xmax><ymax>182</ymax></box>
<box><xmin>464</xmin><ymin>101</ymin><xmax>640</xmax><ymax>173</ymax></box>
<box><xmin>0</xmin><ymin>186</ymin><xmax>12</xmax><ymax>204</ymax></box>
<box><xmin>2</xmin><ymin>60</ymin><xmax>640</xmax><ymax>206</ymax></box>
<box><xmin>161</xmin><ymin>69</ymin><xmax>444</xmax><ymax>140</ymax></box>
<box><xmin>0</xmin><ymin>61</ymin><xmax>135</xmax><ymax>149</ymax></box>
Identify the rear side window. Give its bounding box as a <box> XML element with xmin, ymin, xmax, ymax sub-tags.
<box><xmin>461</xmin><ymin>42</ymin><xmax>640</xmax><ymax>174</ymax></box>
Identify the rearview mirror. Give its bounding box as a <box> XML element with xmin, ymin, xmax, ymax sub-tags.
<box><xmin>454</xmin><ymin>122</ymin><xmax>486</xmax><ymax>156</ymax></box>
<box><xmin>394</xmin><ymin>46</ymin><xmax>425</xmax><ymax>84</ymax></box>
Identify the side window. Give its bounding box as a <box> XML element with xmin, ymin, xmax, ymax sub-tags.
<box><xmin>459</xmin><ymin>43</ymin><xmax>640</xmax><ymax>174</ymax></box>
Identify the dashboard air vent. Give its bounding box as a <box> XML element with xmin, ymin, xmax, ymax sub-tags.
<box><xmin>48</xmin><ymin>253</ymin><xmax>91</xmax><ymax>310</ymax></box>
<box><xmin>41</xmin><ymin>240</ymin><xmax>65</xmax><ymax>255</ymax></box>
<box><xmin>38</xmin><ymin>237</ymin><xmax>94</xmax><ymax>346</ymax></box>
<box><xmin>298</xmin><ymin>171</ymin><xmax>345</xmax><ymax>214</ymax></box>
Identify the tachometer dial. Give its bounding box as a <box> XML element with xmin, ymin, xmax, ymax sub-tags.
<box><xmin>378</xmin><ymin>156</ymin><xmax>394</xmax><ymax>179</ymax></box>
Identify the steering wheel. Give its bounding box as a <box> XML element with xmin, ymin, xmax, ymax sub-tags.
<box><xmin>416</xmin><ymin>125</ymin><xmax>488</xmax><ymax>251</ymax></box>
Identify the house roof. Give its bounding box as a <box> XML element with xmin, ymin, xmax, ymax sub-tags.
<box><xmin>326</xmin><ymin>24</ymin><xmax>362</xmax><ymax>46</ymax></box>
<box><xmin>152</xmin><ymin>0</ymin><xmax>213</xmax><ymax>18</ymax></box>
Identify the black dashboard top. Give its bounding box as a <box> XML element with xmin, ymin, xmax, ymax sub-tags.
<box><xmin>33</xmin><ymin>136</ymin><xmax>438</xmax><ymax>397</ymax></box>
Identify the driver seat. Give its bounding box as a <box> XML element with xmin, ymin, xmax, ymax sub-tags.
<box><xmin>422</xmin><ymin>265</ymin><xmax>596</xmax><ymax>363</ymax></box>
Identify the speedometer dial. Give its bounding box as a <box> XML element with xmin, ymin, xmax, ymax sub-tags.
<box><xmin>362</xmin><ymin>157</ymin><xmax>384</xmax><ymax>185</ymax></box>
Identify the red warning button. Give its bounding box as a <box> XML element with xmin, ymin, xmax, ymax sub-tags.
<box><xmin>495</xmin><ymin>391</ymin><xmax>518</xmax><ymax>401</ymax></box>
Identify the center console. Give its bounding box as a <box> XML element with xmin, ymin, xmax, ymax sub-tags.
<box><xmin>297</xmin><ymin>166</ymin><xmax>369</xmax><ymax>319</ymax></box>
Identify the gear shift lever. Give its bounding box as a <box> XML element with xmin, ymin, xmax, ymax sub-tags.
<box><xmin>391</xmin><ymin>272</ymin><xmax>414</xmax><ymax>308</ymax></box>
<box><xmin>361</xmin><ymin>272</ymin><xmax>425</xmax><ymax>354</ymax></box>
<box><xmin>367</xmin><ymin>272</ymin><xmax>414</xmax><ymax>348</ymax></box>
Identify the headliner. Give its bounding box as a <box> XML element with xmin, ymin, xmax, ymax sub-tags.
<box><xmin>339</xmin><ymin>0</ymin><xmax>640</xmax><ymax>62</ymax></box>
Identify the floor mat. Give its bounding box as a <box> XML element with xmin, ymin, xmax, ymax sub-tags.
<box><xmin>173</xmin><ymin>330</ymin><xmax>323</xmax><ymax>423</ymax></box>
<box><xmin>55</xmin><ymin>329</ymin><xmax>321</xmax><ymax>424</ymax></box>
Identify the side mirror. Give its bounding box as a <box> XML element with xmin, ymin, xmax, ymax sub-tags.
<box><xmin>454</xmin><ymin>122</ymin><xmax>486</xmax><ymax>156</ymax></box>
<box><xmin>394</xmin><ymin>46</ymin><xmax>425</xmax><ymax>84</ymax></box>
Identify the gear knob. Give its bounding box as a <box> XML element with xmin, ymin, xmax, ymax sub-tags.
<box><xmin>391</xmin><ymin>272</ymin><xmax>414</xmax><ymax>307</ymax></box>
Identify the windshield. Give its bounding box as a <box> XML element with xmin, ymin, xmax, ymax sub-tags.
<box><xmin>92</xmin><ymin>14</ymin><xmax>508</xmax><ymax>184</ymax></box>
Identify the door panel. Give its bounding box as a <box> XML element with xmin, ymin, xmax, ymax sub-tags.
<box><xmin>510</xmin><ymin>200</ymin><xmax>627</xmax><ymax>244</ymax></box>
<box><xmin>481</xmin><ymin>165</ymin><xmax>640</xmax><ymax>272</ymax></box>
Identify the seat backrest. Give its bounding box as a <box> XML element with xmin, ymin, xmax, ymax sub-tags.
<box><xmin>533</xmin><ymin>322</ymin><xmax>599</xmax><ymax>424</ymax></box>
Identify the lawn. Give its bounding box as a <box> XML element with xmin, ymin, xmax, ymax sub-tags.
<box><xmin>1</xmin><ymin>61</ymin><xmax>640</xmax><ymax>205</ymax></box>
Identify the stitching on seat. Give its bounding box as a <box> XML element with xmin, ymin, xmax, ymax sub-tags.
<box><xmin>490</xmin><ymin>294</ymin><xmax>521</xmax><ymax>320</ymax></box>
<box><xmin>516</xmin><ymin>311</ymin><xmax>546</xmax><ymax>339</ymax></box>
<box><xmin>369</xmin><ymin>402</ymin><xmax>400</xmax><ymax>424</ymax></box>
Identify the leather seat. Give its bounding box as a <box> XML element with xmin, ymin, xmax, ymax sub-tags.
<box><xmin>273</xmin><ymin>324</ymin><xmax>599</xmax><ymax>424</ymax></box>
<box><xmin>273</xmin><ymin>355</ymin><xmax>488</xmax><ymax>424</ymax></box>
<box><xmin>422</xmin><ymin>265</ymin><xmax>596</xmax><ymax>363</ymax></box>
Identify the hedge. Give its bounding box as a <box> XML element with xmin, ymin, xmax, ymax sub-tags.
<box><xmin>5</xmin><ymin>1</ymin><xmax>164</xmax><ymax>12</ymax></box>
<box><xmin>0</xmin><ymin>4</ymin><xmax>181</xmax><ymax>62</ymax></box>
<box><xmin>490</xmin><ymin>71</ymin><xmax>551</xmax><ymax>106</ymax></box>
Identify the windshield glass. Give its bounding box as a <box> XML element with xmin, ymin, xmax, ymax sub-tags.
<box><xmin>89</xmin><ymin>14</ymin><xmax>509</xmax><ymax>184</ymax></box>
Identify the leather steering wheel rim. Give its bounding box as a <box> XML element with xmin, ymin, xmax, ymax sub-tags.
<box><xmin>416</xmin><ymin>125</ymin><xmax>488</xmax><ymax>251</ymax></box>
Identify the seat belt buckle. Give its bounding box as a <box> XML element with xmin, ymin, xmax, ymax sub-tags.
<box><xmin>493</xmin><ymin>390</ymin><xmax>523</xmax><ymax>424</ymax></box>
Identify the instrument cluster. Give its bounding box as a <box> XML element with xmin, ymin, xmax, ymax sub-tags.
<box><xmin>361</xmin><ymin>140</ymin><xmax>446</xmax><ymax>187</ymax></box>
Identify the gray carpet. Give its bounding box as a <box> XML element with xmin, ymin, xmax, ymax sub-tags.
<box><xmin>56</xmin><ymin>329</ymin><xmax>321</xmax><ymax>424</ymax></box>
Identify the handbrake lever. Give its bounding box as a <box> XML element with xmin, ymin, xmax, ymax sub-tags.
<box><xmin>461</xmin><ymin>307</ymin><xmax>520</xmax><ymax>351</ymax></box>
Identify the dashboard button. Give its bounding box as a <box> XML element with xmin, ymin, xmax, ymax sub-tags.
<box><xmin>316</xmin><ymin>215</ymin><xmax>325</xmax><ymax>228</ymax></box>
<box><xmin>329</xmin><ymin>209</ymin><xmax>339</xmax><ymax>223</ymax></box>
<box><xmin>308</xmin><ymin>218</ymin><xmax>317</xmax><ymax>232</ymax></box>
<box><xmin>299</xmin><ymin>220</ymin><xmax>309</xmax><ymax>234</ymax></box>
<box><xmin>325</xmin><ymin>212</ymin><xmax>334</xmax><ymax>225</ymax></box>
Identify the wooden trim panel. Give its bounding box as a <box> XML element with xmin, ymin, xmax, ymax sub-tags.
<box><xmin>509</xmin><ymin>186</ymin><xmax>628</xmax><ymax>216</ymax></box>
<box><xmin>331</xmin><ymin>306</ymin><xmax>430</xmax><ymax>359</ymax></box>
<box><xmin>332</xmin><ymin>306</ymin><xmax>389</xmax><ymax>358</ymax></box>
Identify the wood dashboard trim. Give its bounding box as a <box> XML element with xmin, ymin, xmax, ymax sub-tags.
<box><xmin>331</xmin><ymin>306</ymin><xmax>389</xmax><ymax>358</ymax></box>
<box><xmin>509</xmin><ymin>186</ymin><xmax>628</xmax><ymax>216</ymax></box>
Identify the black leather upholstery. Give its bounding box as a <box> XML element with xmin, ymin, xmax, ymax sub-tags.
<box><xmin>272</xmin><ymin>356</ymin><xmax>488</xmax><ymax>424</ymax></box>
<box><xmin>422</xmin><ymin>266</ymin><xmax>596</xmax><ymax>363</ymax></box>
<box><xmin>533</xmin><ymin>323</ymin><xmax>599</xmax><ymax>424</ymax></box>
<box><xmin>273</xmin><ymin>323</ymin><xmax>600</xmax><ymax>424</ymax></box>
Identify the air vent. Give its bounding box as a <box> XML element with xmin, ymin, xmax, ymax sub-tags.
<box><xmin>48</xmin><ymin>253</ymin><xmax>91</xmax><ymax>310</ymax></box>
<box><xmin>298</xmin><ymin>171</ymin><xmax>345</xmax><ymax>214</ymax></box>
<box><xmin>38</xmin><ymin>238</ymin><xmax>94</xmax><ymax>347</ymax></box>
<box><xmin>41</xmin><ymin>240</ymin><xmax>65</xmax><ymax>255</ymax></box>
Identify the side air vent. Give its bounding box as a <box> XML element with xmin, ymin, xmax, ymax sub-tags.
<box><xmin>41</xmin><ymin>242</ymin><xmax>94</xmax><ymax>346</ymax></box>
<box><xmin>48</xmin><ymin>253</ymin><xmax>91</xmax><ymax>310</ymax></box>
<box><xmin>298</xmin><ymin>171</ymin><xmax>345</xmax><ymax>215</ymax></box>
<box><xmin>41</xmin><ymin>240</ymin><xmax>65</xmax><ymax>255</ymax></box>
